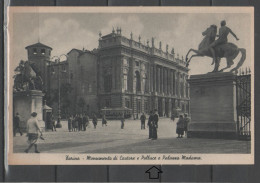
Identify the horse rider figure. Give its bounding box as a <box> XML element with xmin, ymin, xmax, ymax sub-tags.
<box><xmin>208</xmin><ymin>20</ymin><xmax>239</xmax><ymax>65</ymax></box>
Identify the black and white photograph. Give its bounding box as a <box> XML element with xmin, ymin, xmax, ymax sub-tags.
<box><xmin>6</xmin><ymin>7</ymin><xmax>254</xmax><ymax>165</ymax></box>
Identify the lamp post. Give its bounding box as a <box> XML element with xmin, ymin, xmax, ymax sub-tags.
<box><xmin>51</xmin><ymin>54</ymin><xmax>67</xmax><ymax>128</ymax></box>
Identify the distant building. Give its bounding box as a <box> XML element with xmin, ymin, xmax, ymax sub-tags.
<box><xmin>24</xmin><ymin>28</ymin><xmax>190</xmax><ymax>118</ymax></box>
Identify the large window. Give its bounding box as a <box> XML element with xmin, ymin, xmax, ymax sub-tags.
<box><xmin>137</xmin><ymin>99</ymin><xmax>141</xmax><ymax>113</ymax></box>
<box><xmin>124</xmin><ymin>75</ymin><xmax>128</xmax><ymax>91</ymax></box>
<box><xmin>135</xmin><ymin>71</ymin><xmax>141</xmax><ymax>92</ymax></box>
<box><xmin>41</xmin><ymin>49</ymin><xmax>45</xmax><ymax>55</ymax></box>
<box><xmin>104</xmin><ymin>74</ymin><xmax>112</xmax><ymax>92</ymax></box>
<box><xmin>125</xmin><ymin>99</ymin><xmax>130</xmax><ymax>108</ymax></box>
<box><xmin>144</xmin><ymin>101</ymin><xmax>148</xmax><ymax>113</ymax></box>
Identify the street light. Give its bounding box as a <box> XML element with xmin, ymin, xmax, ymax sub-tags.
<box><xmin>51</xmin><ymin>54</ymin><xmax>67</xmax><ymax>128</ymax></box>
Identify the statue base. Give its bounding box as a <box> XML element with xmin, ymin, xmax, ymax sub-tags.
<box><xmin>13</xmin><ymin>90</ymin><xmax>45</xmax><ymax>131</ymax></box>
<box><xmin>187</xmin><ymin>72</ymin><xmax>237</xmax><ymax>139</ymax></box>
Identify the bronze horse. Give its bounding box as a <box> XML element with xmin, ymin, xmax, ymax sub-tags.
<box><xmin>185</xmin><ymin>25</ymin><xmax>246</xmax><ymax>73</ymax></box>
<box><xmin>13</xmin><ymin>61</ymin><xmax>43</xmax><ymax>91</ymax></box>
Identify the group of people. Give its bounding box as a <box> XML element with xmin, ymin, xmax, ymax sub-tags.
<box><xmin>147</xmin><ymin>109</ymin><xmax>159</xmax><ymax>140</ymax></box>
<box><xmin>16</xmin><ymin>109</ymin><xmax>190</xmax><ymax>153</ymax></box>
<box><xmin>139</xmin><ymin>111</ymin><xmax>190</xmax><ymax>139</ymax></box>
<box><xmin>176</xmin><ymin>113</ymin><xmax>190</xmax><ymax>138</ymax></box>
<box><xmin>67</xmin><ymin>113</ymin><xmax>99</xmax><ymax>132</ymax></box>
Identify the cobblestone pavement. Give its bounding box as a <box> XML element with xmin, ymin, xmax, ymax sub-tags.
<box><xmin>13</xmin><ymin>118</ymin><xmax>251</xmax><ymax>154</ymax></box>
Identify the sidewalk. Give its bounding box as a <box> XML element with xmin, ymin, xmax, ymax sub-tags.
<box><xmin>13</xmin><ymin>118</ymin><xmax>251</xmax><ymax>154</ymax></box>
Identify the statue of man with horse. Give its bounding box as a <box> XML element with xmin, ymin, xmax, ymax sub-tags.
<box><xmin>13</xmin><ymin>60</ymin><xmax>43</xmax><ymax>91</ymax></box>
<box><xmin>185</xmin><ymin>20</ymin><xmax>246</xmax><ymax>73</ymax></box>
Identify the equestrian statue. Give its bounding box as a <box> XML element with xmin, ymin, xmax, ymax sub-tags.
<box><xmin>185</xmin><ymin>20</ymin><xmax>246</xmax><ymax>73</ymax></box>
<box><xmin>13</xmin><ymin>60</ymin><xmax>43</xmax><ymax>91</ymax></box>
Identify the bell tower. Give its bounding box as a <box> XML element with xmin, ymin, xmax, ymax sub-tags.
<box><xmin>25</xmin><ymin>42</ymin><xmax>53</xmax><ymax>92</ymax></box>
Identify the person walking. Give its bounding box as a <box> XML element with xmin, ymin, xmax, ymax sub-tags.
<box><xmin>74</xmin><ymin>114</ymin><xmax>79</xmax><ymax>132</ymax></box>
<box><xmin>171</xmin><ymin>113</ymin><xmax>175</xmax><ymax>122</ymax></box>
<box><xmin>78</xmin><ymin>114</ymin><xmax>83</xmax><ymax>131</ymax></box>
<box><xmin>92</xmin><ymin>113</ymin><xmax>97</xmax><ymax>129</ymax></box>
<box><xmin>102</xmin><ymin>114</ymin><xmax>107</xmax><ymax>127</ymax></box>
<box><xmin>151</xmin><ymin>109</ymin><xmax>159</xmax><ymax>140</ymax></box>
<box><xmin>140</xmin><ymin>113</ymin><xmax>146</xmax><ymax>130</ymax></box>
<box><xmin>24</xmin><ymin>112</ymin><xmax>42</xmax><ymax>153</ymax></box>
<box><xmin>183</xmin><ymin>113</ymin><xmax>190</xmax><ymax>136</ymax></box>
<box><xmin>68</xmin><ymin>115</ymin><xmax>73</xmax><ymax>132</ymax></box>
<box><xmin>13</xmin><ymin>112</ymin><xmax>23</xmax><ymax>136</ymax></box>
<box><xmin>82</xmin><ymin>113</ymin><xmax>88</xmax><ymax>131</ymax></box>
<box><xmin>120</xmin><ymin>113</ymin><xmax>125</xmax><ymax>129</ymax></box>
<box><xmin>176</xmin><ymin>115</ymin><xmax>185</xmax><ymax>138</ymax></box>
<box><xmin>147</xmin><ymin>111</ymin><xmax>154</xmax><ymax>139</ymax></box>
<box><xmin>50</xmin><ymin>114</ymin><xmax>56</xmax><ymax>132</ymax></box>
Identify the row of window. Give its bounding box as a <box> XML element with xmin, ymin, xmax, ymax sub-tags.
<box><xmin>32</xmin><ymin>48</ymin><xmax>49</xmax><ymax>55</ymax></box>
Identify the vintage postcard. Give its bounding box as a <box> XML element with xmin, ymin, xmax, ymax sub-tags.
<box><xmin>6</xmin><ymin>7</ymin><xmax>254</xmax><ymax>165</ymax></box>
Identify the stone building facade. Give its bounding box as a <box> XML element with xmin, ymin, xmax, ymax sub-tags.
<box><xmin>24</xmin><ymin>28</ymin><xmax>189</xmax><ymax>118</ymax></box>
<box><xmin>97</xmin><ymin>29</ymin><xmax>189</xmax><ymax>117</ymax></box>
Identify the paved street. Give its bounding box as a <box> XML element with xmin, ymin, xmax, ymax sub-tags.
<box><xmin>13</xmin><ymin>118</ymin><xmax>251</xmax><ymax>154</ymax></box>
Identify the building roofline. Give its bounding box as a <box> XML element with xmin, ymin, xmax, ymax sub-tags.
<box><xmin>25</xmin><ymin>42</ymin><xmax>53</xmax><ymax>50</ymax></box>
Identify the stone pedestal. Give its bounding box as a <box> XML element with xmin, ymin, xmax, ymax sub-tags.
<box><xmin>187</xmin><ymin>72</ymin><xmax>237</xmax><ymax>139</ymax></box>
<box><xmin>13</xmin><ymin>90</ymin><xmax>45</xmax><ymax>131</ymax></box>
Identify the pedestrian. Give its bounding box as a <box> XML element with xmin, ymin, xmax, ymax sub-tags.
<box><xmin>13</xmin><ymin>112</ymin><xmax>23</xmax><ymax>136</ymax></box>
<box><xmin>51</xmin><ymin>114</ymin><xmax>56</xmax><ymax>132</ymax></box>
<box><xmin>74</xmin><ymin>114</ymin><xmax>79</xmax><ymax>132</ymax></box>
<box><xmin>85</xmin><ymin>114</ymin><xmax>90</xmax><ymax>128</ymax></box>
<box><xmin>92</xmin><ymin>113</ymin><xmax>97</xmax><ymax>129</ymax></box>
<box><xmin>82</xmin><ymin>113</ymin><xmax>88</xmax><ymax>131</ymax></box>
<box><xmin>147</xmin><ymin>110</ymin><xmax>154</xmax><ymax>139</ymax></box>
<box><xmin>121</xmin><ymin>113</ymin><xmax>125</xmax><ymax>129</ymax></box>
<box><xmin>176</xmin><ymin>115</ymin><xmax>184</xmax><ymax>138</ymax></box>
<box><xmin>171</xmin><ymin>113</ymin><xmax>175</xmax><ymax>122</ymax></box>
<box><xmin>68</xmin><ymin>115</ymin><xmax>72</xmax><ymax>132</ymax></box>
<box><xmin>78</xmin><ymin>114</ymin><xmax>83</xmax><ymax>131</ymax></box>
<box><xmin>24</xmin><ymin>112</ymin><xmax>42</xmax><ymax>153</ymax></box>
<box><xmin>102</xmin><ymin>114</ymin><xmax>107</xmax><ymax>127</ymax></box>
<box><xmin>183</xmin><ymin>113</ymin><xmax>190</xmax><ymax>136</ymax></box>
<box><xmin>140</xmin><ymin>113</ymin><xmax>146</xmax><ymax>130</ymax></box>
<box><xmin>151</xmin><ymin>109</ymin><xmax>159</xmax><ymax>140</ymax></box>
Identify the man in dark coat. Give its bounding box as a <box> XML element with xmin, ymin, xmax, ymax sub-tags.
<box><xmin>183</xmin><ymin>113</ymin><xmax>190</xmax><ymax>136</ymax></box>
<box><xmin>13</xmin><ymin>113</ymin><xmax>23</xmax><ymax>136</ymax></box>
<box><xmin>102</xmin><ymin>114</ymin><xmax>107</xmax><ymax>127</ymax></box>
<box><xmin>78</xmin><ymin>114</ymin><xmax>83</xmax><ymax>131</ymax></box>
<box><xmin>82</xmin><ymin>114</ymin><xmax>88</xmax><ymax>131</ymax></box>
<box><xmin>50</xmin><ymin>114</ymin><xmax>56</xmax><ymax>132</ymax></box>
<box><xmin>176</xmin><ymin>115</ymin><xmax>185</xmax><ymax>138</ymax></box>
<box><xmin>120</xmin><ymin>113</ymin><xmax>125</xmax><ymax>129</ymax></box>
<box><xmin>151</xmin><ymin>109</ymin><xmax>159</xmax><ymax>140</ymax></box>
<box><xmin>147</xmin><ymin>111</ymin><xmax>154</xmax><ymax>139</ymax></box>
<box><xmin>140</xmin><ymin>113</ymin><xmax>146</xmax><ymax>130</ymax></box>
<box><xmin>92</xmin><ymin>113</ymin><xmax>98</xmax><ymax>129</ymax></box>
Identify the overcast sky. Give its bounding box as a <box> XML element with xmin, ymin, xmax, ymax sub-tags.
<box><xmin>12</xmin><ymin>12</ymin><xmax>252</xmax><ymax>75</ymax></box>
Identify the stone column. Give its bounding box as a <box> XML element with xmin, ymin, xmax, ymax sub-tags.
<box><xmin>157</xmin><ymin>66</ymin><xmax>160</xmax><ymax>93</ymax></box>
<box><xmin>153</xmin><ymin>65</ymin><xmax>155</xmax><ymax>93</ymax></box>
<box><xmin>150</xmin><ymin>64</ymin><xmax>153</xmax><ymax>93</ymax></box>
<box><xmin>160</xmin><ymin>67</ymin><xmax>163</xmax><ymax>94</ymax></box>
<box><xmin>170</xmin><ymin>70</ymin><xmax>173</xmax><ymax>95</ymax></box>
<box><xmin>183</xmin><ymin>74</ymin><xmax>186</xmax><ymax>98</ymax></box>
<box><xmin>168</xmin><ymin>98</ymin><xmax>172</xmax><ymax>117</ymax></box>
<box><xmin>175</xmin><ymin>71</ymin><xmax>178</xmax><ymax>96</ymax></box>
<box><xmin>168</xmin><ymin>69</ymin><xmax>171</xmax><ymax>95</ymax></box>
<box><xmin>165</xmin><ymin>68</ymin><xmax>168</xmax><ymax>94</ymax></box>
<box><xmin>112</xmin><ymin>60</ymin><xmax>116</xmax><ymax>91</ymax></box>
